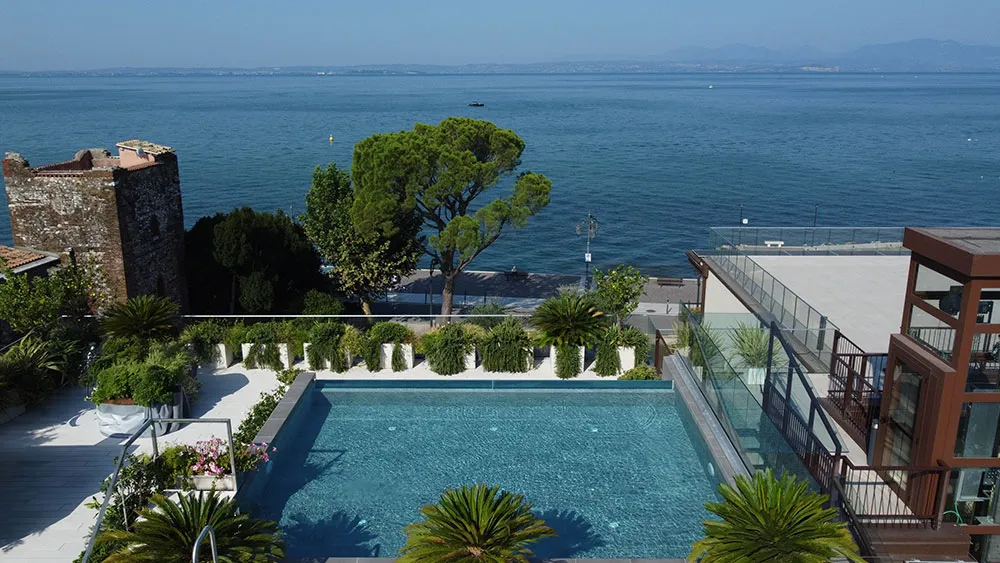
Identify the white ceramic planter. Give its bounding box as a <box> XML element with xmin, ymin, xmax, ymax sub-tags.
<box><xmin>618</xmin><ymin>346</ymin><xmax>636</xmax><ymax>374</ymax></box>
<box><xmin>206</xmin><ymin>343</ymin><xmax>233</xmax><ymax>370</ymax></box>
<box><xmin>746</xmin><ymin>367</ymin><xmax>767</xmax><ymax>385</ymax></box>
<box><xmin>241</xmin><ymin>343</ymin><xmax>291</xmax><ymax>369</ymax></box>
<box><xmin>379</xmin><ymin>343</ymin><xmax>414</xmax><ymax>371</ymax></box>
<box><xmin>464</xmin><ymin>348</ymin><xmax>477</xmax><ymax>370</ymax></box>
<box><xmin>188</xmin><ymin>474</ymin><xmax>235</xmax><ymax>491</ymax></box>
<box><xmin>550</xmin><ymin>345</ymin><xmax>585</xmax><ymax>374</ymax></box>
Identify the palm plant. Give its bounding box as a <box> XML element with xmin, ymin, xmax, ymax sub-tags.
<box><xmin>729</xmin><ymin>322</ymin><xmax>770</xmax><ymax>369</ymax></box>
<box><xmin>100</xmin><ymin>295</ymin><xmax>179</xmax><ymax>341</ymax></box>
<box><xmin>531</xmin><ymin>293</ymin><xmax>607</xmax><ymax>347</ymax></box>
<box><xmin>688</xmin><ymin>469</ymin><xmax>864</xmax><ymax>563</ymax></box>
<box><xmin>96</xmin><ymin>490</ymin><xmax>284</xmax><ymax>563</ymax></box>
<box><xmin>399</xmin><ymin>484</ymin><xmax>555</xmax><ymax>563</ymax></box>
<box><xmin>0</xmin><ymin>335</ymin><xmax>66</xmax><ymax>408</ymax></box>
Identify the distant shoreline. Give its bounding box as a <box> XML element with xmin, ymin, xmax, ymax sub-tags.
<box><xmin>3</xmin><ymin>70</ymin><xmax>1000</xmax><ymax>77</ymax></box>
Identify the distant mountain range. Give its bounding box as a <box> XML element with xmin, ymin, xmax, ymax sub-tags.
<box><xmin>4</xmin><ymin>39</ymin><xmax>1000</xmax><ymax>76</ymax></box>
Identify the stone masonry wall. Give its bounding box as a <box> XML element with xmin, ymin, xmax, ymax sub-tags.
<box><xmin>2</xmin><ymin>163</ymin><xmax>129</xmax><ymax>301</ymax></box>
<box><xmin>115</xmin><ymin>156</ymin><xmax>188</xmax><ymax>308</ymax></box>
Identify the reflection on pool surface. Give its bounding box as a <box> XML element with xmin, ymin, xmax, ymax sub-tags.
<box><xmin>241</xmin><ymin>383</ymin><xmax>721</xmax><ymax>559</ymax></box>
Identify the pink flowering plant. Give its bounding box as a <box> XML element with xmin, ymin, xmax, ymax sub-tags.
<box><xmin>236</xmin><ymin>441</ymin><xmax>277</xmax><ymax>473</ymax></box>
<box><xmin>189</xmin><ymin>437</ymin><xmax>230</xmax><ymax>477</ymax></box>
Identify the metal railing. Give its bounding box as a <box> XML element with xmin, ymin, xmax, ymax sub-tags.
<box><xmin>829</xmin><ymin>331</ymin><xmax>886</xmax><ymax>448</ymax></box>
<box><xmin>193</xmin><ymin>525</ymin><xmax>219</xmax><ymax>563</ymax></box>
<box><xmin>839</xmin><ymin>459</ymin><xmax>951</xmax><ymax>530</ymax></box>
<box><xmin>81</xmin><ymin>418</ymin><xmax>237</xmax><ymax>563</ymax></box>
<box><xmin>709</xmin><ymin>227</ymin><xmax>907</xmax><ymax>256</ymax></box>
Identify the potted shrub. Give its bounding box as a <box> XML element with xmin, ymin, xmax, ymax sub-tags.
<box><xmin>532</xmin><ymin>293</ymin><xmax>608</xmax><ymax>379</ymax></box>
<box><xmin>423</xmin><ymin>323</ymin><xmax>475</xmax><ymax>376</ymax></box>
<box><xmin>240</xmin><ymin>322</ymin><xmax>290</xmax><ymax>370</ymax></box>
<box><xmin>594</xmin><ymin>326</ymin><xmax>651</xmax><ymax>377</ymax></box>
<box><xmin>181</xmin><ymin>321</ymin><xmax>232</xmax><ymax>370</ymax></box>
<box><xmin>304</xmin><ymin>321</ymin><xmax>349</xmax><ymax>372</ymax></box>
<box><xmin>689</xmin><ymin>321</ymin><xmax>724</xmax><ymax>377</ymax></box>
<box><xmin>92</xmin><ymin>360</ymin><xmax>189</xmax><ymax>437</ymax></box>
<box><xmin>341</xmin><ymin>325</ymin><xmax>365</xmax><ymax>369</ymax></box>
<box><xmin>730</xmin><ymin>322</ymin><xmax>770</xmax><ymax>385</ymax></box>
<box><xmin>460</xmin><ymin>323</ymin><xmax>487</xmax><ymax>370</ymax></box>
<box><xmin>366</xmin><ymin>322</ymin><xmax>414</xmax><ymax>371</ymax></box>
<box><xmin>620</xmin><ymin>364</ymin><xmax>659</xmax><ymax>380</ymax></box>
<box><xmin>481</xmin><ymin>318</ymin><xmax>532</xmax><ymax>373</ymax></box>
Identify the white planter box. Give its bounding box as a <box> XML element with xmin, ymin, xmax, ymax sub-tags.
<box><xmin>241</xmin><ymin>343</ymin><xmax>291</xmax><ymax>369</ymax></box>
<box><xmin>618</xmin><ymin>346</ymin><xmax>636</xmax><ymax>374</ymax></box>
<box><xmin>550</xmin><ymin>345</ymin><xmax>585</xmax><ymax>374</ymax></box>
<box><xmin>206</xmin><ymin>343</ymin><xmax>234</xmax><ymax>370</ymax></box>
<box><xmin>188</xmin><ymin>474</ymin><xmax>235</xmax><ymax>491</ymax></box>
<box><xmin>380</xmin><ymin>343</ymin><xmax>414</xmax><ymax>371</ymax></box>
<box><xmin>464</xmin><ymin>348</ymin><xmax>477</xmax><ymax>370</ymax></box>
<box><xmin>746</xmin><ymin>367</ymin><xmax>767</xmax><ymax>385</ymax></box>
<box><xmin>303</xmin><ymin>343</ymin><xmax>353</xmax><ymax>371</ymax></box>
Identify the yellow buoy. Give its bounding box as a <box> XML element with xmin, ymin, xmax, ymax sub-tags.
<box><xmin>329</xmin><ymin>135</ymin><xmax>334</xmax><ymax>143</ymax></box>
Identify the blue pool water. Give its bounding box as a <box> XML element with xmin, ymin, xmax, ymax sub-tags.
<box><xmin>242</xmin><ymin>383</ymin><xmax>722</xmax><ymax>559</ymax></box>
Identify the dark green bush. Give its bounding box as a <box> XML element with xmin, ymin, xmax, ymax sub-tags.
<box><xmin>302</xmin><ymin>289</ymin><xmax>344</xmax><ymax>315</ymax></box>
<box><xmin>620</xmin><ymin>365</ymin><xmax>659</xmax><ymax>380</ymax></box>
<box><xmin>481</xmin><ymin>318</ymin><xmax>531</xmax><ymax>373</ymax></box>
<box><xmin>129</xmin><ymin>364</ymin><xmax>176</xmax><ymax>406</ymax></box>
<box><xmin>244</xmin><ymin>343</ymin><xmax>282</xmax><ymax>371</ymax></box>
<box><xmin>361</xmin><ymin>337</ymin><xmax>381</xmax><ymax>370</ymax></box>
<box><xmin>620</xmin><ymin>326</ymin><xmax>650</xmax><ymax>367</ymax></box>
<box><xmin>90</xmin><ymin>364</ymin><xmax>135</xmax><ymax>404</ymax></box>
<box><xmin>180</xmin><ymin>321</ymin><xmax>228</xmax><ymax>364</ymax></box>
<box><xmin>368</xmin><ymin>321</ymin><xmax>412</xmax><ymax>344</ymax></box>
<box><xmin>424</xmin><ymin>324</ymin><xmax>472</xmax><ymax>376</ymax></box>
<box><xmin>554</xmin><ymin>344</ymin><xmax>582</xmax><ymax>379</ymax></box>
<box><xmin>593</xmin><ymin>338</ymin><xmax>620</xmax><ymax>377</ymax></box>
<box><xmin>276</xmin><ymin>368</ymin><xmax>302</xmax><ymax>385</ymax></box>
<box><xmin>307</xmin><ymin>322</ymin><xmax>346</xmax><ymax>371</ymax></box>
<box><xmin>391</xmin><ymin>342</ymin><xmax>406</xmax><ymax>372</ymax></box>
<box><xmin>234</xmin><ymin>386</ymin><xmax>286</xmax><ymax>445</ymax></box>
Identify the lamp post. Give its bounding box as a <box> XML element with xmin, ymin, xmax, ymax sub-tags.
<box><xmin>576</xmin><ymin>212</ymin><xmax>599</xmax><ymax>291</ymax></box>
<box><xmin>428</xmin><ymin>258</ymin><xmax>438</xmax><ymax>316</ymax></box>
<box><xmin>813</xmin><ymin>204</ymin><xmax>819</xmax><ymax>227</ymax></box>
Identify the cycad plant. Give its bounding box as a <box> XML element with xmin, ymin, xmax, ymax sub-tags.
<box><xmin>96</xmin><ymin>490</ymin><xmax>284</xmax><ymax>563</ymax></box>
<box><xmin>101</xmin><ymin>295</ymin><xmax>179</xmax><ymax>341</ymax></box>
<box><xmin>689</xmin><ymin>469</ymin><xmax>864</xmax><ymax>563</ymax></box>
<box><xmin>399</xmin><ymin>484</ymin><xmax>555</xmax><ymax>563</ymax></box>
<box><xmin>532</xmin><ymin>293</ymin><xmax>608</xmax><ymax>378</ymax></box>
<box><xmin>0</xmin><ymin>335</ymin><xmax>67</xmax><ymax>408</ymax></box>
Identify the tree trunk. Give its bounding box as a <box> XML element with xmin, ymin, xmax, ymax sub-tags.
<box><xmin>361</xmin><ymin>299</ymin><xmax>372</xmax><ymax>317</ymax></box>
<box><xmin>440</xmin><ymin>274</ymin><xmax>456</xmax><ymax>318</ymax></box>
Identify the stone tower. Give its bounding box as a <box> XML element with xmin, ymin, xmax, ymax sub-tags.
<box><xmin>2</xmin><ymin>140</ymin><xmax>188</xmax><ymax>308</ymax></box>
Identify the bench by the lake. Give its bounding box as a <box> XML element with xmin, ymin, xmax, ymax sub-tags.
<box><xmin>655</xmin><ymin>277</ymin><xmax>685</xmax><ymax>287</ymax></box>
<box><xmin>504</xmin><ymin>270</ymin><xmax>529</xmax><ymax>281</ymax></box>
<box><xmin>764</xmin><ymin>240</ymin><xmax>785</xmax><ymax>248</ymax></box>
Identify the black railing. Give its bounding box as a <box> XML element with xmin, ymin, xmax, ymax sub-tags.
<box><xmin>829</xmin><ymin>330</ymin><xmax>885</xmax><ymax>448</ymax></box>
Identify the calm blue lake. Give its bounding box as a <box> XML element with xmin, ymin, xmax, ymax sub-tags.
<box><xmin>1</xmin><ymin>73</ymin><xmax>998</xmax><ymax>273</ymax></box>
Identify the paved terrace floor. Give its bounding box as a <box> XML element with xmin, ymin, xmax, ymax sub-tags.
<box><xmin>751</xmin><ymin>255</ymin><xmax>911</xmax><ymax>354</ymax></box>
<box><xmin>0</xmin><ymin>368</ymin><xmax>279</xmax><ymax>563</ymax></box>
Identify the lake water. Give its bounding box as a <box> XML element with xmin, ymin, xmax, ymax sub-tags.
<box><xmin>1</xmin><ymin>73</ymin><xmax>998</xmax><ymax>274</ymax></box>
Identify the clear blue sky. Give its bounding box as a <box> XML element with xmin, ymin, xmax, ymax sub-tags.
<box><xmin>1</xmin><ymin>0</ymin><xmax>997</xmax><ymax>70</ymax></box>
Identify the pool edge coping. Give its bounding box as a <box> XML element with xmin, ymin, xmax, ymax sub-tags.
<box><xmin>253</xmin><ymin>370</ymin><xmax>316</xmax><ymax>446</ymax></box>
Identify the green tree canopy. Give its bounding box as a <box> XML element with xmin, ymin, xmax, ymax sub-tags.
<box><xmin>0</xmin><ymin>264</ymin><xmax>100</xmax><ymax>338</ymax></box>
<box><xmin>301</xmin><ymin>163</ymin><xmax>421</xmax><ymax>315</ymax></box>
<box><xmin>594</xmin><ymin>265</ymin><xmax>648</xmax><ymax>328</ymax></box>
<box><xmin>184</xmin><ymin>208</ymin><xmax>326</xmax><ymax>314</ymax></box>
<box><xmin>351</xmin><ymin>117</ymin><xmax>552</xmax><ymax>315</ymax></box>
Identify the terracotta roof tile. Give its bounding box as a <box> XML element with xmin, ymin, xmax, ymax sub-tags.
<box><xmin>0</xmin><ymin>246</ymin><xmax>47</xmax><ymax>269</ymax></box>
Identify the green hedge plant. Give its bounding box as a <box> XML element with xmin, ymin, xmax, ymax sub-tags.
<box><xmin>620</xmin><ymin>364</ymin><xmax>659</xmax><ymax>380</ymax></box>
<box><xmin>366</xmin><ymin>322</ymin><xmax>414</xmax><ymax>372</ymax></box>
<box><xmin>481</xmin><ymin>318</ymin><xmax>531</xmax><ymax>373</ymax></box>
<box><xmin>423</xmin><ymin>324</ymin><xmax>474</xmax><ymax>376</ymax></box>
<box><xmin>180</xmin><ymin>321</ymin><xmax>229</xmax><ymax>365</ymax></box>
<box><xmin>594</xmin><ymin>326</ymin><xmax>651</xmax><ymax>376</ymax></box>
<box><xmin>306</xmin><ymin>321</ymin><xmax>348</xmax><ymax>371</ymax></box>
<box><xmin>242</xmin><ymin>323</ymin><xmax>282</xmax><ymax>371</ymax></box>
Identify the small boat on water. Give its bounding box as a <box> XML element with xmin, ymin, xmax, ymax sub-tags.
<box><xmin>468</xmin><ymin>101</ymin><xmax>485</xmax><ymax>107</ymax></box>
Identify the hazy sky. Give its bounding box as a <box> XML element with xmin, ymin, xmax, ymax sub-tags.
<box><xmin>1</xmin><ymin>0</ymin><xmax>997</xmax><ymax>70</ymax></box>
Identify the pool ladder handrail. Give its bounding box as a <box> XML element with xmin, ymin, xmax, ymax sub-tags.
<box><xmin>193</xmin><ymin>525</ymin><xmax>219</xmax><ymax>563</ymax></box>
<box><xmin>80</xmin><ymin>417</ymin><xmax>237</xmax><ymax>563</ymax></box>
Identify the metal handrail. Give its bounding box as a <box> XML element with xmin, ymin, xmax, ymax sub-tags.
<box><xmin>81</xmin><ymin>418</ymin><xmax>237</xmax><ymax>563</ymax></box>
<box><xmin>193</xmin><ymin>525</ymin><xmax>219</xmax><ymax>563</ymax></box>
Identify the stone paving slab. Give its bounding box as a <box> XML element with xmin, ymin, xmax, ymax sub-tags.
<box><xmin>0</xmin><ymin>366</ymin><xmax>279</xmax><ymax>561</ymax></box>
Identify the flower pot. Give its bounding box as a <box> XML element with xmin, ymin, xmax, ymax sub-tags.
<box><xmin>618</xmin><ymin>346</ymin><xmax>637</xmax><ymax>374</ymax></box>
<box><xmin>96</xmin><ymin>391</ymin><xmax>184</xmax><ymax>437</ymax></box>
<box><xmin>464</xmin><ymin>348</ymin><xmax>477</xmax><ymax>371</ymax></box>
<box><xmin>188</xmin><ymin>474</ymin><xmax>235</xmax><ymax>491</ymax></box>
<box><xmin>550</xmin><ymin>345</ymin><xmax>585</xmax><ymax>375</ymax></box>
<box><xmin>241</xmin><ymin>343</ymin><xmax>291</xmax><ymax>369</ymax></box>
<box><xmin>746</xmin><ymin>367</ymin><xmax>767</xmax><ymax>385</ymax></box>
<box><xmin>380</xmin><ymin>343</ymin><xmax>414</xmax><ymax>371</ymax></box>
<box><xmin>207</xmin><ymin>343</ymin><xmax>233</xmax><ymax>370</ymax></box>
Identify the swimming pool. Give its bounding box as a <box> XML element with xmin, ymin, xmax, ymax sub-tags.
<box><xmin>241</xmin><ymin>381</ymin><xmax>723</xmax><ymax>559</ymax></box>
